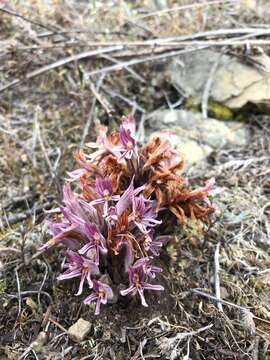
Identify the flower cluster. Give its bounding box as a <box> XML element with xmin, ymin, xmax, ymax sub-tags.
<box><xmin>42</xmin><ymin>115</ymin><xmax>219</xmax><ymax>314</ymax></box>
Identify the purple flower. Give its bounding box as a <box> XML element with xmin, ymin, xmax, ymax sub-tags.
<box><xmin>119</xmin><ymin>133</ymin><xmax>136</xmax><ymax>161</ymax></box>
<box><xmin>140</xmin><ymin>231</ymin><xmax>162</xmax><ymax>256</ymax></box>
<box><xmin>131</xmin><ymin>195</ymin><xmax>161</xmax><ymax>234</ymax></box>
<box><xmin>57</xmin><ymin>250</ymin><xmax>99</xmax><ymax>295</ymax></box>
<box><xmin>119</xmin><ymin>115</ymin><xmax>138</xmax><ymax>160</ymax></box>
<box><xmin>41</xmin><ymin>222</ymin><xmax>80</xmax><ymax>250</ymax></box>
<box><xmin>84</xmin><ymin>280</ymin><xmax>113</xmax><ymax>315</ymax></box>
<box><xmin>66</xmin><ymin>168</ymin><xmax>88</xmax><ymax>181</ymax></box>
<box><xmin>62</xmin><ymin>183</ymin><xmax>100</xmax><ymax>225</ymax></box>
<box><xmin>140</xmin><ymin>232</ymin><xmax>171</xmax><ymax>256</ymax></box>
<box><xmin>120</xmin><ymin>262</ymin><xmax>164</xmax><ymax>307</ymax></box>
<box><xmin>91</xmin><ymin>177</ymin><xmax>120</xmax><ymax>215</ymax></box>
<box><xmin>78</xmin><ymin>223</ymin><xmax>107</xmax><ymax>264</ymax></box>
<box><xmin>116</xmin><ymin>178</ymin><xmax>145</xmax><ymax>216</ymax></box>
<box><xmin>105</xmin><ymin>206</ymin><xmax>118</xmax><ymax>226</ymax></box>
<box><xmin>87</xmin><ymin>126</ymin><xmax>122</xmax><ymax>162</ymax></box>
<box><xmin>41</xmin><ymin>183</ymin><xmax>104</xmax><ymax>250</ymax></box>
<box><xmin>96</xmin><ymin>176</ymin><xmax>113</xmax><ymax>198</ymax></box>
<box><xmin>134</xmin><ymin>257</ymin><xmax>162</xmax><ymax>279</ymax></box>
<box><xmin>57</xmin><ymin>183</ymin><xmax>104</xmax><ymax>233</ymax></box>
<box><xmin>104</xmin><ymin>180</ymin><xmax>146</xmax><ymax>228</ymax></box>
<box><xmin>122</xmin><ymin>241</ymin><xmax>135</xmax><ymax>272</ymax></box>
<box><xmin>122</xmin><ymin>115</ymin><xmax>136</xmax><ymax>138</ymax></box>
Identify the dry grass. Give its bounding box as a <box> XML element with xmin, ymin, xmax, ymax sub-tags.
<box><xmin>0</xmin><ymin>1</ymin><xmax>270</xmax><ymax>359</ymax></box>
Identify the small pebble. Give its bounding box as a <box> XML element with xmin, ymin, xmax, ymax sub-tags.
<box><xmin>68</xmin><ymin>318</ymin><xmax>91</xmax><ymax>342</ymax></box>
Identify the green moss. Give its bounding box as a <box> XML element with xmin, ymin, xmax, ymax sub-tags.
<box><xmin>234</xmin><ymin>113</ymin><xmax>247</xmax><ymax>122</ymax></box>
<box><xmin>0</xmin><ymin>279</ymin><xmax>6</xmax><ymax>294</ymax></box>
<box><xmin>207</xmin><ymin>100</ymin><xmax>234</xmax><ymax>120</ymax></box>
<box><xmin>185</xmin><ymin>96</ymin><xmax>201</xmax><ymax>112</ymax></box>
<box><xmin>185</xmin><ymin>97</ymin><xmax>234</xmax><ymax>120</ymax></box>
<box><xmin>114</xmin><ymin>355</ymin><xmax>122</xmax><ymax>360</ymax></box>
<box><xmin>173</xmin><ymin>218</ymin><xmax>202</xmax><ymax>239</ymax></box>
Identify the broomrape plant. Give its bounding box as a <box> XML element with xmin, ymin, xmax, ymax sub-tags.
<box><xmin>42</xmin><ymin>115</ymin><xmax>220</xmax><ymax>315</ymax></box>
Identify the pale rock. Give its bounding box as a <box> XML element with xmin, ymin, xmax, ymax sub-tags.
<box><xmin>68</xmin><ymin>318</ymin><xmax>91</xmax><ymax>342</ymax></box>
<box><xmin>149</xmin><ymin>131</ymin><xmax>212</xmax><ymax>165</ymax></box>
<box><xmin>146</xmin><ymin>110</ymin><xmax>248</xmax><ymax>166</ymax></box>
<box><xmin>168</xmin><ymin>49</ymin><xmax>270</xmax><ymax>109</ymax></box>
<box><xmin>32</xmin><ymin>332</ymin><xmax>48</xmax><ymax>353</ymax></box>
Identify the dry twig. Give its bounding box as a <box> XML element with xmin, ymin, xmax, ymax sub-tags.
<box><xmin>0</xmin><ymin>46</ymin><xmax>123</xmax><ymax>93</ymax></box>
<box><xmin>214</xmin><ymin>243</ymin><xmax>223</xmax><ymax>312</ymax></box>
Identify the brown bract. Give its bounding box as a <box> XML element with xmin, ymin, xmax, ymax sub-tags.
<box><xmin>79</xmin><ymin>177</ymin><xmax>97</xmax><ymax>202</ymax></box>
<box><xmin>107</xmin><ymin>210</ymin><xmax>130</xmax><ymax>254</ymax></box>
<box><xmin>73</xmin><ymin>133</ymin><xmax>215</xmax><ymax>229</ymax></box>
<box><xmin>74</xmin><ymin>149</ymin><xmax>101</xmax><ymax>176</ymax></box>
<box><xmin>139</xmin><ymin>136</ymin><xmax>214</xmax><ymax>224</ymax></box>
<box><xmin>45</xmin><ymin>224</ymin><xmax>82</xmax><ymax>248</ymax></box>
<box><xmin>140</xmin><ymin>137</ymin><xmax>184</xmax><ymax>172</ymax></box>
<box><xmin>166</xmin><ymin>187</ymin><xmax>216</xmax><ymax>224</ymax></box>
<box><xmin>102</xmin><ymin>155</ymin><xmax>129</xmax><ymax>192</ymax></box>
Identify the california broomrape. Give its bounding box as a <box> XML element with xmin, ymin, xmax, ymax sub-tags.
<box><xmin>42</xmin><ymin>115</ymin><xmax>220</xmax><ymax>314</ymax></box>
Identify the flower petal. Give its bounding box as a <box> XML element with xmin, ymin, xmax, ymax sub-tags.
<box><xmin>95</xmin><ymin>299</ymin><xmax>101</xmax><ymax>315</ymax></box>
<box><xmin>75</xmin><ymin>272</ymin><xmax>86</xmax><ymax>296</ymax></box>
<box><xmin>138</xmin><ymin>288</ymin><xmax>148</xmax><ymax>307</ymax></box>
<box><xmin>84</xmin><ymin>293</ymin><xmax>98</xmax><ymax>304</ymax></box>
<box><xmin>120</xmin><ymin>284</ymin><xmax>135</xmax><ymax>297</ymax></box>
<box><xmin>143</xmin><ymin>283</ymin><xmax>164</xmax><ymax>291</ymax></box>
<box><xmin>57</xmin><ymin>269</ymin><xmax>81</xmax><ymax>281</ymax></box>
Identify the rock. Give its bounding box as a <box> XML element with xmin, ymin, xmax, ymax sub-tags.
<box><xmin>149</xmin><ymin>130</ymin><xmax>212</xmax><ymax>165</ymax></box>
<box><xmin>68</xmin><ymin>318</ymin><xmax>91</xmax><ymax>342</ymax></box>
<box><xmin>32</xmin><ymin>332</ymin><xmax>48</xmax><ymax>353</ymax></box>
<box><xmin>167</xmin><ymin>49</ymin><xmax>270</xmax><ymax>110</ymax></box>
<box><xmin>146</xmin><ymin>110</ymin><xmax>249</xmax><ymax>166</ymax></box>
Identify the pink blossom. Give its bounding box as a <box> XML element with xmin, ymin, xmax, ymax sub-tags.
<box><xmin>120</xmin><ymin>262</ymin><xmax>164</xmax><ymax>307</ymax></box>
<box><xmin>57</xmin><ymin>251</ymin><xmax>99</xmax><ymax>295</ymax></box>
<box><xmin>84</xmin><ymin>280</ymin><xmax>113</xmax><ymax>315</ymax></box>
